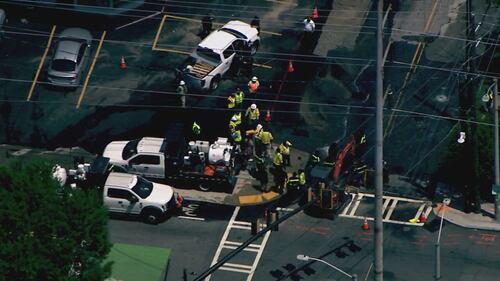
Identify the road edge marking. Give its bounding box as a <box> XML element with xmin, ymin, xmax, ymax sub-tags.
<box><xmin>76</xmin><ymin>31</ymin><xmax>106</xmax><ymax>109</ymax></box>
<box><xmin>152</xmin><ymin>14</ymin><xmax>167</xmax><ymax>50</ymax></box>
<box><xmin>27</xmin><ymin>25</ymin><xmax>56</xmax><ymax>101</ymax></box>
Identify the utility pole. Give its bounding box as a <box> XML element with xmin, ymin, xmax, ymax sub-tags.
<box><xmin>374</xmin><ymin>0</ymin><xmax>384</xmax><ymax>280</ymax></box>
<box><xmin>494</xmin><ymin>78</ymin><xmax>500</xmax><ymax>222</ymax></box>
<box><xmin>465</xmin><ymin>0</ymin><xmax>481</xmax><ymax>213</ymax></box>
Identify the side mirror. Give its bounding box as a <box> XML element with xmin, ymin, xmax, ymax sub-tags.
<box><xmin>130</xmin><ymin>196</ymin><xmax>138</xmax><ymax>203</ymax></box>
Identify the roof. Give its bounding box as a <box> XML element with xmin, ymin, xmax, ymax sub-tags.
<box><xmin>137</xmin><ymin>137</ymin><xmax>165</xmax><ymax>154</ymax></box>
<box><xmin>54</xmin><ymin>40</ymin><xmax>81</xmax><ymax>62</ymax></box>
<box><xmin>198</xmin><ymin>30</ymin><xmax>236</xmax><ymax>54</ymax></box>
<box><xmin>105</xmin><ymin>172</ymin><xmax>136</xmax><ymax>189</ymax></box>
<box><xmin>221</xmin><ymin>20</ymin><xmax>258</xmax><ymax>39</ymax></box>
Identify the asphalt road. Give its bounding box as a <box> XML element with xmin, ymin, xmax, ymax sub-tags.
<box><xmin>109</xmin><ymin>195</ymin><xmax>500</xmax><ymax>281</ymax></box>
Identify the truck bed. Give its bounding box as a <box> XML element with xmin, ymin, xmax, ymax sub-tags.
<box><xmin>188</xmin><ymin>61</ymin><xmax>216</xmax><ymax>78</ymax></box>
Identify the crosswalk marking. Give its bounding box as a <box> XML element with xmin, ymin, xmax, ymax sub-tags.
<box><xmin>339</xmin><ymin>192</ymin><xmax>432</xmax><ymax>227</ymax></box>
<box><xmin>207</xmin><ymin>207</ymin><xmax>272</xmax><ymax>281</ymax></box>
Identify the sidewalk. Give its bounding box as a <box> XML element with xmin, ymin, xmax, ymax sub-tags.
<box><xmin>433</xmin><ymin>203</ymin><xmax>500</xmax><ymax>232</ymax></box>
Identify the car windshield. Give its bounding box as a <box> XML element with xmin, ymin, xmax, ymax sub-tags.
<box><xmin>52</xmin><ymin>59</ymin><xmax>76</xmax><ymax>72</ymax></box>
<box><xmin>220</xmin><ymin>28</ymin><xmax>247</xmax><ymax>39</ymax></box>
<box><xmin>122</xmin><ymin>139</ymin><xmax>140</xmax><ymax>160</ymax></box>
<box><xmin>131</xmin><ymin>176</ymin><xmax>154</xmax><ymax>199</ymax></box>
<box><xmin>196</xmin><ymin>47</ymin><xmax>221</xmax><ymax>64</ymax></box>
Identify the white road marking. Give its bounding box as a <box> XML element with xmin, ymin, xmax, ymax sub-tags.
<box><xmin>276</xmin><ymin>207</ymin><xmax>295</xmax><ymax>212</ymax></box>
<box><xmin>384</xmin><ymin>199</ymin><xmax>398</xmax><ymax>220</ymax></box>
<box><xmin>339</xmin><ymin>193</ymin><xmax>430</xmax><ymax>227</ymax></box>
<box><xmin>177</xmin><ymin>216</ymin><xmax>205</xmax><ymax>221</ymax></box>
<box><xmin>207</xmin><ymin>206</ymin><xmax>273</xmax><ymax>280</ymax></box>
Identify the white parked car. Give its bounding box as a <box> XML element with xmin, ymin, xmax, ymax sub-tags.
<box><xmin>179</xmin><ymin>20</ymin><xmax>260</xmax><ymax>90</ymax></box>
<box><xmin>103</xmin><ymin>172</ymin><xmax>183</xmax><ymax>224</ymax></box>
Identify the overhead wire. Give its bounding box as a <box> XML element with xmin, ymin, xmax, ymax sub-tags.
<box><xmin>2</xmin><ymin>0</ymin><xmax>499</xmax><ymax>48</ymax></box>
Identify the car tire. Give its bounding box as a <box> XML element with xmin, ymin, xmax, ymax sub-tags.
<box><xmin>142</xmin><ymin>208</ymin><xmax>162</xmax><ymax>225</ymax></box>
<box><xmin>210</xmin><ymin>76</ymin><xmax>220</xmax><ymax>90</ymax></box>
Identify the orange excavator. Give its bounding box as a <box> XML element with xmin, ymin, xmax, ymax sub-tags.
<box><xmin>332</xmin><ymin>135</ymin><xmax>357</xmax><ymax>183</ymax></box>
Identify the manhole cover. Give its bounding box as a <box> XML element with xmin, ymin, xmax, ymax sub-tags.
<box><xmin>435</xmin><ymin>94</ymin><xmax>449</xmax><ymax>102</ymax></box>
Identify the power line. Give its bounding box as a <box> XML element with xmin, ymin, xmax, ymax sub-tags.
<box><xmin>2</xmin><ymin>0</ymin><xmax>499</xmax><ymax>48</ymax></box>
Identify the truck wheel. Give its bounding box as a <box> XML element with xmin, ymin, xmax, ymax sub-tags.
<box><xmin>210</xmin><ymin>76</ymin><xmax>220</xmax><ymax>90</ymax></box>
<box><xmin>141</xmin><ymin>209</ymin><xmax>162</xmax><ymax>225</ymax></box>
<box><xmin>199</xmin><ymin>182</ymin><xmax>210</xmax><ymax>192</ymax></box>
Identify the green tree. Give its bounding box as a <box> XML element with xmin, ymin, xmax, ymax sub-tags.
<box><xmin>0</xmin><ymin>161</ymin><xmax>112</xmax><ymax>281</ymax></box>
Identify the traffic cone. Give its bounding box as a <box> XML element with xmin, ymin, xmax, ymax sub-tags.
<box><xmin>420</xmin><ymin>213</ymin><xmax>427</xmax><ymax>223</ymax></box>
<box><xmin>362</xmin><ymin>218</ymin><xmax>369</xmax><ymax>230</ymax></box>
<box><xmin>288</xmin><ymin>60</ymin><xmax>294</xmax><ymax>73</ymax></box>
<box><xmin>265</xmin><ymin>109</ymin><xmax>272</xmax><ymax>122</ymax></box>
<box><xmin>312</xmin><ymin>5</ymin><xmax>319</xmax><ymax>19</ymax></box>
<box><xmin>119</xmin><ymin>56</ymin><xmax>127</xmax><ymax>69</ymax></box>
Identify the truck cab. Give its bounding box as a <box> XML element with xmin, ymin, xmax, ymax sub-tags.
<box><xmin>180</xmin><ymin>20</ymin><xmax>260</xmax><ymax>91</ymax></box>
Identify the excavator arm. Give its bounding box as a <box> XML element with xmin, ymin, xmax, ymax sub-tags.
<box><xmin>333</xmin><ymin>135</ymin><xmax>356</xmax><ymax>183</ymax></box>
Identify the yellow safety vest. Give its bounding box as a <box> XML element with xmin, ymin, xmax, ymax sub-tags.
<box><xmin>192</xmin><ymin>122</ymin><xmax>201</xmax><ymax>135</ymax></box>
<box><xmin>235</xmin><ymin>90</ymin><xmax>244</xmax><ymax>104</ymax></box>
<box><xmin>279</xmin><ymin>143</ymin><xmax>290</xmax><ymax>155</ymax></box>
<box><xmin>259</xmin><ymin>131</ymin><xmax>273</xmax><ymax>145</ymax></box>
<box><xmin>299</xmin><ymin>172</ymin><xmax>306</xmax><ymax>185</ymax></box>
<box><xmin>232</xmin><ymin>112</ymin><xmax>242</xmax><ymax>126</ymax></box>
<box><xmin>273</xmin><ymin>151</ymin><xmax>283</xmax><ymax>166</ymax></box>
<box><xmin>311</xmin><ymin>154</ymin><xmax>320</xmax><ymax>163</ymax></box>
<box><xmin>228</xmin><ymin>96</ymin><xmax>236</xmax><ymax>109</ymax></box>
<box><xmin>246</xmin><ymin>108</ymin><xmax>260</xmax><ymax>120</ymax></box>
<box><xmin>231</xmin><ymin>130</ymin><xmax>242</xmax><ymax>143</ymax></box>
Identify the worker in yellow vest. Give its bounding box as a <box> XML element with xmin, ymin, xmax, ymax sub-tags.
<box><xmin>234</xmin><ymin>88</ymin><xmax>244</xmax><ymax>110</ymax></box>
<box><xmin>230</xmin><ymin>125</ymin><xmax>242</xmax><ymax>152</ymax></box>
<box><xmin>279</xmin><ymin>140</ymin><xmax>292</xmax><ymax>166</ymax></box>
<box><xmin>258</xmin><ymin>129</ymin><xmax>273</xmax><ymax>160</ymax></box>
<box><xmin>229</xmin><ymin>112</ymin><xmax>242</xmax><ymax>129</ymax></box>
<box><xmin>245</xmin><ymin>103</ymin><xmax>260</xmax><ymax>128</ymax></box>
<box><xmin>192</xmin><ymin>121</ymin><xmax>201</xmax><ymax>136</ymax></box>
<box><xmin>272</xmin><ymin>147</ymin><xmax>286</xmax><ymax>193</ymax></box>
<box><xmin>227</xmin><ymin>93</ymin><xmax>236</xmax><ymax>109</ymax></box>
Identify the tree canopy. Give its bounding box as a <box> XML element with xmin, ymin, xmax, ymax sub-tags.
<box><xmin>0</xmin><ymin>161</ymin><xmax>112</xmax><ymax>281</ymax></box>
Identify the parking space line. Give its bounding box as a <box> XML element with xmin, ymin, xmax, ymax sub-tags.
<box><xmin>27</xmin><ymin>25</ymin><xmax>56</xmax><ymax>101</ymax></box>
<box><xmin>153</xmin><ymin>47</ymin><xmax>191</xmax><ymax>55</ymax></box>
<box><xmin>76</xmin><ymin>31</ymin><xmax>107</xmax><ymax>109</ymax></box>
<box><xmin>152</xmin><ymin>14</ymin><xmax>167</xmax><ymax>50</ymax></box>
<box><xmin>384</xmin><ymin>199</ymin><xmax>398</xmax><ymax>220</ymax></box>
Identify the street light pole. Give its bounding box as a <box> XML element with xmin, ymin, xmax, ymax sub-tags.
<box><xmin>493</xmin><ymin>78</ymin><xmax>500</xmax><ymax>222</ymax></box>
<box><xmin>296</xmin><ymin>255</ymin><xmax>357</xmax><ymax>281</ymax></box>
<box><xmin>435</xmin><ymin>198</ymin><xmax>451</xmax><ymax>281</ymax></box>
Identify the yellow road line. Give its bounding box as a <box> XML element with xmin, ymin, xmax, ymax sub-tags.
<box><xmin>76</xmin><ymin>31</ymin><xmax>106</xmax><ymax>109</ymax></box>
<box><xmin>153</xmin><ymin>47</ymin><xmax>191</xmax><ymax>55</ymax></box>
<box><xmin>27</xmin><ymin>25</ymin><xmax>56</xmax><ymax>101</ymax></box>
<box><xmin>165</xmin><ymin>14</ymin><xmax>282</xmax><ymax>36</ymax></box>
<box><xmin>252</xmin><ymin>63</ymin><xmax>272</xmax><ymax>69</ymax></box>
<box><xmin>152</xmin><ymin>14</ymin><xmax>167</xmax><ymax>49</ymax></box>
<box><xmin>384</xmin><ymin>0</ymin><xmax>440</xmax><ymax>136</ymax></box>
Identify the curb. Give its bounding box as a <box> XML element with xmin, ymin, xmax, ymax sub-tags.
<box><xmin>433</xmin><ymin>207</ymin><xmax>500</xmax><ymax>232</ymax></box>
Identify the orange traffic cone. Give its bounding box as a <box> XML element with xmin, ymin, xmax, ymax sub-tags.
<box><xmin>312</xmin><ymin>5</ymin><xmax>319</xmax><ymax>19</ymax></box>
<box><xmin>362</xmin><ymin>218</ymin><xmax>369</xmax><ymax>230</ymax></box>
<box><xmin>288</xmin><ymin>60</ymin><xmax>294</xmax><ymax>73</ymax></box>
<box><xmin>420</xmin><ymin>213</ymin><xmax>427</xmax><ymax>224</ymax></box>
<box><xmin>119</xmin><ymin>56</ymin><xmax>127</xmax><ymax>69</ymax></box>
<box><xmin>265</xmin><ymin>109</ymin><xmax>272</xmax><ymax>122</ymax></box>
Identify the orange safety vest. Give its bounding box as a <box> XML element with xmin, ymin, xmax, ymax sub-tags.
<box><xmin>248</xmin><ymin>81</ymin><xmax>260</xmax><ymax>93</ymax></box>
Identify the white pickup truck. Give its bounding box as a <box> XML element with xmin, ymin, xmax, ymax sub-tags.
<box><xmin>103</xmin><ymin>172</ymin><xmax>183</xmax><ymax>224</ymax></box>
<box><xmin>179</xmin><ymin>20</ymin><xmax>260</xmax><ymax>90</ymax></box>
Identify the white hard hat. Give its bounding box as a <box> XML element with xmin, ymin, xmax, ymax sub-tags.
<box><xmin>252</xmin><ymin>76</ymin><xmax>258</xmax><ymax>82</ymax></box>
<box><xmin>250</xmin><ymin>103</ymin><xmax>257</xmax><ymax>110</ymax></box>
<box><xmin>256</xmin><ymin>124</ymin><xmax>263</xmax><ymax>131</ymax></box>
<box><xmin>231</xmin><ymin>116</ymin><xmax>237</xmax><ymax>122</ymax></box>
<box><xmin>179</xmin><ymin>80</ymin><xmax>185</xmax><ymax>86</ymax></box>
